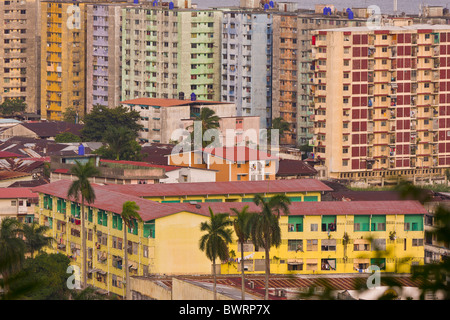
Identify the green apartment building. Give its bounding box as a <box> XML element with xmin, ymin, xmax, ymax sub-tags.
<box><xmin>121</xmin><ymin>1</ymin><xmax>222</xmax><ymax>102</ymax></box>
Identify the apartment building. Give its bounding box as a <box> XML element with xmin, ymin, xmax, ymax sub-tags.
<box><xmin>311</xmin><ymin>25</ymin><xmax>450</xmax><ymax>182</ymax></box>
<box><xmin>120</xmin><ymin>1</ymin><xmax>221</xmax><ymax>103</ymax></box>
<box><xmin>86</xmin><ymin>2</ymin><xmax>126</xmax><ymax>112</ymax></box>
<box><xmin>0</xmin><ymin>0</ymin><xmax>40</xmax><ymax>114</ymax></box>
<box><xmin>33</xmin><ymin>179</ymin><xmax>426</xmax><ymax>297</ymax></box>
<box><xmin>121</xmin><ymin>97</ymin><xmax>236</xmax><ymax>144</ymax></box>
<box><xmin>220</xmin><ymin>10</ymin><xmax>273</xmax><ymax>129</ymax></box>
<box><xmin>40</xmin><ymin>0</ymin><xmax>89</xmax><ymax>120</ymax></box>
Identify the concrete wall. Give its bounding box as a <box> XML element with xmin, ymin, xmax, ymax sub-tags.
<box><xmin>172</xmin><ymin>278</ymin><xmax>234</xmax><ymax>300</ymax></box>
<box><xmin>130</xmin><ymin>277</ymin><xmax>172</xmax><ymax>300</ymax></box>
<box><xmin>160</xmin><ymin>167</ymin><xmax>216</xmax><ymax>183</ymax></box>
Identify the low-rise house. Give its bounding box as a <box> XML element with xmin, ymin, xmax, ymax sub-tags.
<box><xmin>0</xmin><ymin>187</ymin><xmax>38</xmax><ymax>223</ymax></box>
<box><xmin>0</xmin><ymin>122</ymin><xmax>83</xmax><ymax>140</ymax></box>
<box><xmin>168</xmin><ymin>146</ymin><xmax>278</xmax><ymax>182</ymax></box>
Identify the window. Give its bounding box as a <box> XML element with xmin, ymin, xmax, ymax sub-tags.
<box><xmin>310</xmin><ymin>224</ymin><xmax>318</xmax><ymax>232</ymax></box>
<box><xmin>321</xmin><ymin>239</ymin><xmax>336</xmax><ymax>251</ymax></box>
<box><xmin>412</xmin><ymin>239</ymin><xmax>423</xmax><ymax>247</ymax></box>
<box><xmin>288</xmin><ymin>240</ymin><xmax>303</xmax><ymax>252</ymax></box>
<box><xmin>306</xmin><ymin>239</ymin><xmax>318</xmax><ymax>251</ymax></box>
<box><xmin>371</xmin><ymin>239</ymin><xmax>386</xmax><ymax>251</ymax></box>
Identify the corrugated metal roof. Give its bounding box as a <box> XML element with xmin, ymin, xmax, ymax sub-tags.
<box><xmin>0</xmin><ymin>187</ymin><xmax>38</xmax><ymax>199</ymax></box>
<box><xmin>32</xmin><ymin>180</ymin><xmax>426</xmax><ymax>220</ymax></box>
<box><xmin>98</xmin><ymin>178</ymin><xmax>333</xmax><ymax>197</ymax></box>
<box><xmin>31</xmin><ymin>179</ymin><xmax>195</xmax><ymax>222</ymax></box>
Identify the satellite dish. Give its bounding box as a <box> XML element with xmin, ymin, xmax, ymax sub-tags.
<box><xmin>195</xmin><ymin>204</ymin><xmax>201</xmax><ymax>209</ymax></box>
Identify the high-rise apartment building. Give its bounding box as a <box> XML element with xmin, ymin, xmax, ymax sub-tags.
<box><xmin>311</xmin><ymin>25</ymin><xmax>450</xmax><ymax>181</ymax></box>
<box><xmin>40</xmin><ymin>0</ymin><xmax>88</xmax><ymax>121</ymax></box>
<box><xmin>120</xmin><ymin>1</ymin><xmax>222</xmax><ymax>103</ymax></box>
<box><xmin>86</xmin><ymin>2</ymin><xmax>126</xmax><ymax>112</ymax></box>
<box><xmin>220</xmin><ymin>10</ymin><xmax>273</xmax><ymax>129</ymax></box>
<box><xmin>0</xmin><ymin>0</ymin><xmax>40</xmax><ymax>114</ymax></box>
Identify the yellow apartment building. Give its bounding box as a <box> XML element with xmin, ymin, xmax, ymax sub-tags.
<box><xmin>40</xmin><ymin>0</ymin><xmax>87</xmax><ymax>120</ymax></box>
<box><xmin>33</xmin><ymin>179</ymin><xmax>426</xmax><ymax>298</ymax></box>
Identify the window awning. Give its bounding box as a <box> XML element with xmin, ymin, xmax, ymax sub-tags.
<box><xmin>287</xmin><ymin>259</ymin><xmax>303</xmax><ymax>265</ymax></box>
<box><xmin>306</xmin><ymin>258</ymin><xmax>317</xmax><ymax>264</ymax></box>
<box><xmin>353</xmin><ymin>258</ymin><xmax>370</xmax><ymax>264</ymax></box>
<box><xmin>354</xmin><ymin>239</ymin><xmax>370</xmax><ymax>245</ymax></box>
<box><xmin>96</xmin><ymin>269</ymin><xmax>107</xmax><ymax>275</ymax></box>
<box><xmin>89</xmin><ymin>268</ymin><xmax>100</xmax><ymax>274</ymax></box>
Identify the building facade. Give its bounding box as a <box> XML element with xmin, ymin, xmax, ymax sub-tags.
<box><xmin>0</xmin><ymin>0</ymin><xmax>41</xmax><ymax>114</ymax></box>
<box><xmin>34</xmin><ymin>179</ymin><xmax>426</xmax><ymax>297</ymax></box>
<box><xmin>86</xmin><ymin>2</ymin><xmax>125</xmax><ymax>112</ymax></box>
<box><xmin>311</xmin><ymin>25</ymin><xmax>450</xmax><ymax>182</ymax></box>
<box><xmin>220</xmin><ymin>10</ymin><xmax>273</xmax><ymax>129</ymax></box>
<box><xmin>120</xmin><ymin>2</ymin><xmax>221</xmax><ymax>103</ymax></box>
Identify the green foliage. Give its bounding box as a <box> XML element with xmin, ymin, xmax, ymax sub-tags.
<box><xmin>55</xmin><ymin>132</ymin><xmax>82</xmax><ymax>143</ymax></box>
<box><xmin>187</xmin><ymin>107</ymin><xmax>221</xmax><ymax>148</ymax></box>
<box><xmin>81</xmin><ymin>105</ymin><xmax>143</xmax><ymax>142</ymax></box>
<box><xmin>95</xmin><ymin>126</ymin><xmax>142</xmax><ymax>161</ymax></box>
<box><xmin>0</xmin><ymin>218</ymin><xmax>25</xmax><ymax>282</ymax></box>
<box><xmin>62</xmin><ymin>107</ymin><xmax>80</xmax><ymax>124</ymax></box>
<box><xmin>67</xmin><ymin>159</ymin><xmax>100</xmax><ymax>204</ymax></box>
<box><xmin>9</xmin><ymin>253</ymin><xmax>71</xmax><ymax>300</ymax></box>
<box><xmin>0</xmin><ymin>99</ymin><xmax>26</xmax><ymax>116</ymax></box>
<box><xmin>21</xmin><ymin>222</ymin><xmax>53</xmax><ymax>258</ymax></box>
<box><xmin>199</xmin><ymin>208</ymin><xmax>233</xmax><ymax>263</ymax></box>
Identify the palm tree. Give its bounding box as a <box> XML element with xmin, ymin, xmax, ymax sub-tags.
<box><xmin>21</xmin><ymin>222</ymin><xmax>53</xmax><ymax>259</ymax></box>
<box><xmin>0</xmin><ymin>218</ymin><xmax>26</xmax><ymax>294</ymax></box>
<box><xmin>199</xmin><ymin>208</ymin><xmax>233</xmax><ymax>300</ymax></box>
<box><xmin>121</xmin><ymin>201</ymin><xmax>143</xmax><ymax>300</ymax></box>
<box><xmin>251</xmin><ymin>194</ymin><xmax>291</xmax><ymax>300</ymax></box>
<box><xmin>188</xmin><ymin>107</ymin><xmax>221</xmax><ymax>148</ymax></box>
<box><xmin>230</xmin><ymin>205</ymin><xmax>255</xmax><ymax>300</ymax></box>
<box><xmin>67</xmin><ymin>159</ymin><xmax>100</xmax><ymax>289</ymax></box>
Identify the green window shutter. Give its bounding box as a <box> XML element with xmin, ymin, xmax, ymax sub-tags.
<box><xmin>161</xmin><ymin>200</ymin><xmax>180</xmax><ymax>203</ymax></box>
<box><xmin>183</xmin><ymin>199</ymin><xmax>202</xmax><ymax>203</ymax></box>
<box><xmin>71</xmin><ymin>203</ymin><xmax>76</xmax><ymax>217</ymax></box>
<box><xmin>76</xmin><ymin>205</ymin><xmax>81</xmax><ymax>219</ymax></box>
<box><xmin>88</xmin><ymin>208</ymin><xmax>93</xmax><ymax>222</ymax></box>
<box><xmin>102</xmin><ymin>212</ymin><xmax>108</xmax><ymax>227</ymax></box>
<box><xmin>62</xmin><ymin>201</ymin><xmax>66</xmax><ymax>213</ymax></box>
<box><xmin>322</xmin><ymin>215</ymin><xmax>337</xmax><ymax>231</ymax></box>
<box><xmin>205</xmin><ymin>199</ymin><xmax>222</xmax><ymax>203</ymax></box>
<box><xmin>48</xmin><ymin>197</ymin><xmax>53</xmax><ymax>210</ymax></box>
<box><xmin>98</xmin><ymin>210</ymin><xmax>103</xmax><ymax>225</ymax></box>
<box><xmin>118</xmin><ymin>216</ymin><xmax>123</xmax><ymax>231</ymax></box>
<box><xmin>49</xmin><ymin>217</ymin><xmax>53</xmax><ymax>229</ymax></box>
<box><xmin>303</xmin><ymin>196</ymin><xmax>318</xmax><ymax>202</ymax></box>
<box><xmin>43</xmin><ymin>196</ymin><xmax>48</xmax><ymax>209</ymax></box>
<box><xmin>288</xmin><ymin>216</ymin><xmax>303</xmax><ymax>232</ymax></box>
<box><xmin>113</xmin><ymin>215</ymin><xmax>118</xmax><ymax>229</ymax></box>
<box><xmin>57</xmin><ymin>199</ymin><xmax>61</xmax><ymax>212</ymax></box>
<box><xmin>241</xmin><ymin>198</ymin><xmax>254</xmax><ymax>202</ymax></box>
<box><xmin>144</xmin><ymin>220</ymin><xmax>155</xmax><ymax>238</ymax></box>
<box><xmin>289</xmin><ymin>197</ymin><xmax>303</xmax><ymax>202</ymax></box>
<box><xmin>404</xmin><ymin>215</ymin><xmax>423</xmax><ymax>231</ymax></box>
<box><xmin>354</xmin><ymin>215</ymin><xmax>370</xmax><ymax>231</ymax></box>
<box><xmin>371</xmin><ymin>215</ymin><xmax>386</xmax><ymax>231</ymax></box>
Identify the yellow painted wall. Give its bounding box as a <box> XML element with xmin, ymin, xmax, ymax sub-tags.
<box><xmin>37</xmin><ymin>192</ymin><xmax>424</xmax><ymax>297</ymax></box>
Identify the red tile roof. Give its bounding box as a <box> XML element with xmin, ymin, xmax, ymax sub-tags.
<box><xmin>99</xmin><ymin>179</ymin><xmax>333</xmax><ymax>197</ymax></box>
<box><xmin>277</xmin><ymin>159</ymin><xmax>317</xmax><ymax>176</ymax></box>
<box><xmin>203</xmin><ymin>146</ymin><xmax>278</xmax><ymax>162</ymax></box>
<box><xmin>31</xmin><ymin>180</ymin><xmax>192</xmax><ymax>222</ymax></box>
<box><xmin>0</xmin><ymin>187</ymin><xmax>38</xmax><ymax>199</ymax></box>
<box><xmin>186</xmin><ymin>200</ymin><xmax>428</xmax><ymax>216</ymax></box>
<box><xmin>32</xmin><ymin>180</ymin><xmax>426</xmax><ymax>224</ymax></box>
<box><xmin>121</xmin><ymin>97</ymin><xmax>229</xmax><ymax>107</ymax></box>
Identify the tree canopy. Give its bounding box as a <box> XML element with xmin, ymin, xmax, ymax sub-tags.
<box><xmin>0</xmin><ymin>99</ymin><xmax>26</xmax><ymax>116</ymax></box>
<box><xmin>80</xmin><ymin>105</ymin><xmax>142</xmax><ymax>142</ymax></box>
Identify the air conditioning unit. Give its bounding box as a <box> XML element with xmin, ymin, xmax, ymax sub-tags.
<box><xmin>249</xmin><ymin>281</ymin><xmax>254</xmax><ymax>289</ymax></box>
<box><xmin>276</xmin><ymin>289</ymin><xmax>286</xmax><ymax>297</ymax></box>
